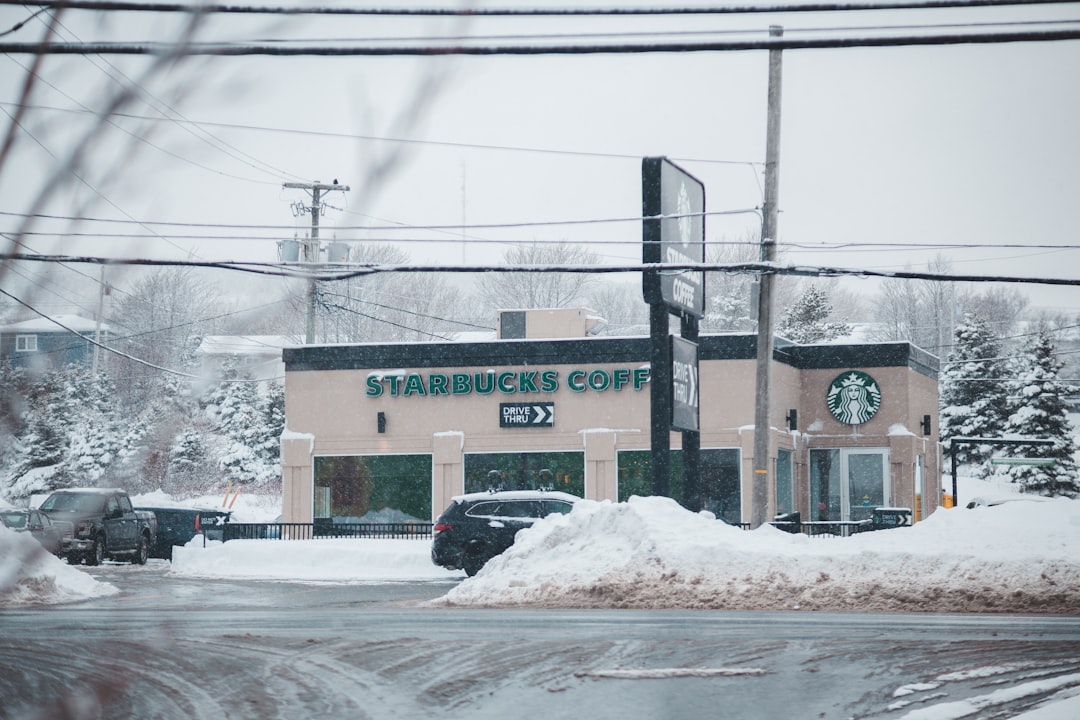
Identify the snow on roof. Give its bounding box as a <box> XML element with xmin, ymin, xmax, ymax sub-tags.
<box><xmin>450</xmin><ymin>489</ymin><xmax>582</xmax><ymax>504</ymax></box>
<box><xmin>448</xmin><ymin>330</ymin><xmax>498</xmax><ymax>342</ymax></box>
<box><xmin>0</xmin><ymin>314</ymin><xmax>106</xmax><ymax>334</ymax></box>
<box><xmin>197</xmin><ymin>335</ymin><xmax>294</xmax><ymax>356</ymax></box>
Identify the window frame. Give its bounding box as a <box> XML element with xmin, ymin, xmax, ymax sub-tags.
<box><xmin>15</xmin><ymin>334</ymin><xmax>38</xmax><ymax>352</ymax></box>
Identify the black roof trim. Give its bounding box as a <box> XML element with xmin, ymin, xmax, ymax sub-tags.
<box><xmin>781</xmin><ymin>342</ymin><xmax>939</xmax><ymax>378</ymax></box>
<box><xmin>284</xmin><ymin>334</ymin><xmax>938</xmax><ymax>378</ymax></box>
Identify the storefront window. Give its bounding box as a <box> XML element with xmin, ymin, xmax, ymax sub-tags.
<box><xmin>617</xmin><ymin>449</ymin><xmax>741</xmax><ymax>525</ymax></box>
<box><xmin>847</xmin><ymin>451</ymin><xmax>886</xmax><ymax>522</ymax></box>
<box><xmin>313</xmin><ymin>455</ymin><xmax>431</xmax><ymax>522</ymax></box>
<box><xmin>810</xmin><ymin>449</ymin><xmax>841</xmax><ymax>521</ymax></box>
<box><xmin>463</xmin><ymin>451</ymin><xmax>584</xmax><ymax>497</ymax></box>
<box><xmin>775</xmin><ymin>448</ymin><xmax>794</xmax><ymax>516</ymax></box>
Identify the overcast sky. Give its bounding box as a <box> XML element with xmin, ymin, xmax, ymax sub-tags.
<box><xmin>2</xmin><ymin>0</ymin><xmax>1079</xmax><ymax>316</ymax></box>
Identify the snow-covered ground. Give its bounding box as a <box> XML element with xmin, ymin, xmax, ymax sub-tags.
<box><xmin>3</xmin><ymin>480</ymin><xmax>1080</xmax><ymax>718</ymax></box>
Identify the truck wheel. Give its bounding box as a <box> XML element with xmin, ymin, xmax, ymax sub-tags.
<box><xmin>132</xmin><ymin>535</ymin><xmax>149</xmax><ymax>565</ymax></box>
<box><xmin>86</xmin><ymin>535</ymin><xmax>105</xmax><ymax>566</ymax></box>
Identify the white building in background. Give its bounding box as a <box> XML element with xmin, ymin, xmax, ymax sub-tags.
<box><xmin>196</xmin><ymin>335</ymin><xmax>295</xmax><ymax>381</ymax></box>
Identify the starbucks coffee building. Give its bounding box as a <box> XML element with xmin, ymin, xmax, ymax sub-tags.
<box><xmin>279</xmin><ymin>308</ymin><xmax>941</xmax><ymax>528</ymax></box>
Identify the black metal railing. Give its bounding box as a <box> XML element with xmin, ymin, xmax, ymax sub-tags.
<box><xmin>744</xmin><ymin>519</ymin><xmax>863</xmax><ymax>537</ymax></box>
<box><xmin>765</xmin><ymin>508</ymin><xmax>912</xmax><ymax>538</ymax></box>
<box><xmin>223</xmin><ymin>522</ymin><xmax>433</xmax><ymax>542</ymax></box>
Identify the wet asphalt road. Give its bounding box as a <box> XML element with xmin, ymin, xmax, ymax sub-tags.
<box><xmin>2</xmin><ymin>560</ymin><xmax>1080</xmax><ymax>720</ymax></box>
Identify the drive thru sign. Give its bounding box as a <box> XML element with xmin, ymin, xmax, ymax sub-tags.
<box><xmin>500</xmin><ymin>402</ymin><xmax>554</xmax><ymax>428</ymax></box>
<box><xmin>670</xmin><ymin>336</ymin><xmax>700</xmax><ymax>432</ymax></box>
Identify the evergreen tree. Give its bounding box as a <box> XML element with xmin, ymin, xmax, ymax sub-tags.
<box><xmin>997</xmin><ymin>328</ymin><xmax>1079</xmax><ymax>497</ymax></box>
<box><xmin>776</xmin><ymin>286</ymin><xmax>852</xmax><ymax>344</ymax></box>
<box><xmin>939</xmin><ymin>313</ymin><xmax>1010</xmax><ymax>467</ymax></box>
<box><xmin>166</xmin><ymin>425</ymin><xmax>214</xmax><ymax>494</ymax></box>
<box><xmin>702</xmin><ymin>235</ymin><xmax>758</xmax><ymax>333</ymax></box>
<box><xmin>259</xmin><ymin>381</ymin><xmax>286</xmax><ymax>462</ymax></box>
<box><xmin>706</xmin><ymin>291</ymin><xmax>755</xmax><ymax>333</ymax></box>
<box><xmin>4</xmin><ymin>366</ymin><xmax>128</xmax><ymax>497</ymax></box>
<box><xmin>14</xmin><ymin>370</ymin><xmax>74</xmax><ymax>493</ymax></box>
<box><xmin>63</xmin><ymin>367</ymin><xmax>127</xmax><ymax>483</ymax></box>
<box><xmin>203</xmin><ymin>360</ymin><xmax>282</xmax><ymax>488</ymax></box>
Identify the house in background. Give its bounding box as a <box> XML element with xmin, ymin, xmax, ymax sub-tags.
<box><xmin>0</xmin><ymin>315</ymin><xmax>108</xmax><ymax>372</ymax></box>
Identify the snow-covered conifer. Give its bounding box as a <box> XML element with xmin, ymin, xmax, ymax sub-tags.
<box><xmin>997</xmin><ymin>328</ymin><xmax>1079</xmax><ymax>497</ymax></box>
<box><xmin>776</xmin><ymin>286</ymin><xmax>852</xmax><ymax>344</ymax></box>
<box><xmin>939</xmin><ymin>313</ymin><xmax>1010</xmax><ymax>468</ymax></box>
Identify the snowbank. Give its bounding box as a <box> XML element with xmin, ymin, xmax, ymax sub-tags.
<box><xmin>9</xmin><ymin>485</ymin><xmax>1078</xmax><ymax>615</ymax></box>
<box><xmin>434</xmin><ymin>495</ymin><xmax>1080</xmax><ymax>613</ymax></box>
<box><xmin>0</xmin><ymin>526</ymin><xmax>118</xmax><ymax>606</ymax></box>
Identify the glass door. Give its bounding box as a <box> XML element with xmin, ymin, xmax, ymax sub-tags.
<box><xmin>810</xmin><ymin>448</ymin><xmax>890</xmax><ymax>522</ymax></box>
<box><xmin>846</xmin><ymin>449</ymin><xmax>888</xmax><ymax>522</ymax></box>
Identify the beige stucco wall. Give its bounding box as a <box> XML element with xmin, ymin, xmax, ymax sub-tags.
<box><xmin>282</xmin><ymin>350</ymin><xmax>939</xmax><ymax>524</ymax></box>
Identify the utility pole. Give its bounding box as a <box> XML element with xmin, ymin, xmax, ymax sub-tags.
<box><xmin>283</xmin><ymin>180</ymin><xmax>350</xmax><ymax>344</ymax></box>
<box><xmin>91</xmin><ymin>266</ymin><xmax>108</xmax><ymax>374</ymax></box>
<box><xmin>751</xmin><ymin>26</ymin><xmax>784</xmax><ymax>528</ymax></box>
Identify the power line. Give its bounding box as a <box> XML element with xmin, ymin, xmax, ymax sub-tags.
<box><xmin>319</xmin><ymin>297</ymin><xmax>453</xmax><ymax>341</ymax></box>
<box><xmin>2</xmin><ymin>56</ymin><xmax>280</xmax><ymax>187</ymax></box>
<box><xmin>0</xmin><ymin>208</ymin><xmax>763</xmax><ymax>237</ymax></box>
<box><xmin>8</xmin><ymin>1</ymin><xmax>1076</xmax><ymax>18</ymax></box>
<box><xmin>14</xmin><ymin>10</ymin><xmax>303</xmax><ymax>185</ymax></box>
<box><xmin>5</xmin><ymin>252</ymin><xmax>1080</xmax><ymax>288</ymax></box>
<box><xmin>320</xmin><ymin>289</ymin><xmax>493</xmax><ymax>332</ymax></box>
<box><xmin>10</xmin><ymin>229</ymin><xmax>1080</xmax><ymax>256</ymax></box>
<box><xmin>0</xmin><ymin>286</ymin><xmax>287</xmax><ymax>383</ymax></box>
<box><xmin>0</xmin><ymin>285</ymin><xmax>203</xmax><ymax>378</ymax></box>
<box><xmin>5</xmin><ymin>28</ymin><xmax>1080</xmax><ymax>55</ymax></box>
<box><xmin>0</xmin><ymin>102</ymin><xmax>767</xmax><ymax>167</ymax></box>
<box><xmin>238</xmin><ymin>19</ymin><xmax>1080</xmax><ymax>47</ymax></box>
<box><xmin>0</xmin><ymin>6</ymin><xmax>51</xmax><ymax>38</ymax></box>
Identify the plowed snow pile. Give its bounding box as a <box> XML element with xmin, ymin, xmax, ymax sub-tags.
<box><xmin>433</xmin><ymin>496</ymin><xmax>1080</xmax><ymax>612</ymax></box>
<box><xmin>0</xmin><ymin>526</ymin><xmax>117</xmax><ymax>606</ymax></box>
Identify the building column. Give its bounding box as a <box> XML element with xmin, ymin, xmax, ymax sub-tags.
<box><xmin>432</xmin><ymin>431</ymin><xmax>464</xmax><ymax>519</ymax></box>
<box><xmin>280</xmin><ymin>433</ymin><xmax>315</xmax><ymax>523</ymax></box>
<box><xmin>583</xmin><ymin>430</ymin><xmax>617</xmax><ymax>501</ymax></box>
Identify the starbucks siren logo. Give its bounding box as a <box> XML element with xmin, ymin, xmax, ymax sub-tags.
<box><xmin>677</xmin><ymin>181</ymin><xmax>693</xmax><ymax>245</ymax></box>
<box><xmin>826</xmin><ymin>371</ymin><xmax>881</xmax><ymax>425</ymax></box>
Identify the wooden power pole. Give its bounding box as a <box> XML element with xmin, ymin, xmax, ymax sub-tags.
<box><xmin>752</xmin><ymin>26</ymin><xmax>784</xmax><ymax>528</ymax></box>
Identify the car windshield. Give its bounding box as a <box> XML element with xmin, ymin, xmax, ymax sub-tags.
<box><xmin>40</xmin><ymin>493</ymin><xmax>107</xmax><ymax>513</ymax></box>
<box><xmin>1</xmin><ymin>512</ymin><xmax>27</xmax><ymax>529</ymax></box>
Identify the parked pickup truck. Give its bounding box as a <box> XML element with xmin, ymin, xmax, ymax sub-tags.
<box><xmin>38</xmin><ymin>488</ymin><xmax>157</xmax><ymax>565</ymax></box>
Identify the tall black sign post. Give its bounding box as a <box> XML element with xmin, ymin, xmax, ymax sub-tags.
<box><xmin>642</xmin><ymin>157</ymin><xmax>705</xmax><ymax>508</ymax></box>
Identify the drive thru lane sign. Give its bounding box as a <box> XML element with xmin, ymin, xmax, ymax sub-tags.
<box><xmin>500</xmin><ymin>402</ymin><xmax>554</xmax><ymax>428</ymax></box>
<box><xmin>670</xmin><ymin>335</ymin><xmax>699</xmax><ymax>432</ymax></box>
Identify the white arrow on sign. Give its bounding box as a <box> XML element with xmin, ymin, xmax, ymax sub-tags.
<box><xmin>531</xmin><ymin>404</ymin><xmax>553</xmax><ymax>425</ymax></box>
<box><xmin>689</xmin><ymin>364</ymin><xmax>698</xmax><ymax>407</ymax></box>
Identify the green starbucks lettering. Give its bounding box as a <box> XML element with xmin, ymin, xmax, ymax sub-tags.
<box><xmin>365</xmin><ymin>366</ymin><xmax>650</xmax><ymax>398</ymax></box>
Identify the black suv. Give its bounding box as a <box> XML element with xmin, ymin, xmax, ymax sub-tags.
<box><xmin>431</xmin><ymin>490</ymin><xmax>579</xmax><ymax>576</ymax></box>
